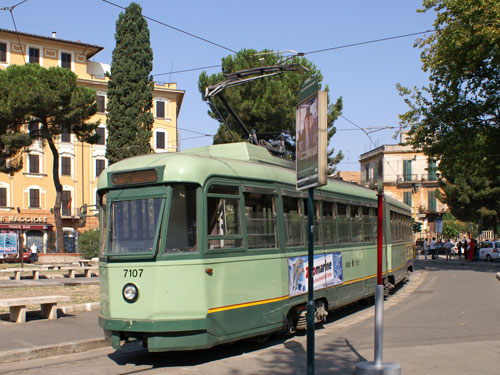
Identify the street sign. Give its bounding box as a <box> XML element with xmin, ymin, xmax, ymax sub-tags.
<box><xmin>296</xmin><ymin>78</ymin><xmax>327</xmax><ymax>190</ymax></box>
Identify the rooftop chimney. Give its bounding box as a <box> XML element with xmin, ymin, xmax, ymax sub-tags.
<box><xmin>52</xmin><ymin>31</ymin><xmax>56</xmax><ymax>38</ymax></box>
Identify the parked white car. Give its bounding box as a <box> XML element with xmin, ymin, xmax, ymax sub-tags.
<box><xmin>478</xmin><ymin>241</ymin><xmax>500</xmax><ymax>262</ymax></box>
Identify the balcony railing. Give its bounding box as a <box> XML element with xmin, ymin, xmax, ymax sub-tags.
<box><xmin>396</xmin><ymin>173</ymin><xmax>439</xmax><ymax>183</ymax></box>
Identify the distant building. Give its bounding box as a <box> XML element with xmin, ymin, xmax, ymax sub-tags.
<box><xmin>359</xmin><ymin>133</ymin><xmax>448</xmax><ymax>239</ymax></box>
<box><xmin>331</xmin><ymin>171</ymin><xmax>361</xmax><ymax>185</ymax></box>
<box><xmin>0</xmin><ymin>28</ymin><xmax>185</xmax><ymax>253</ymax></box>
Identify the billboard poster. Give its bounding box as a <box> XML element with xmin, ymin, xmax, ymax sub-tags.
<box><xmin>0</xmin><ymin>230</ymin><xmax>18</xmax><ymax>259</ymax></box>
<box><xmin>288</xmin><ymin>252</ymin><xmax>343</xmax><ymax>297</ymax></box>
<box><xmin>296</xmin><ymin>78</ymin><xmax>327</xmax><ymax>190</ymax></box>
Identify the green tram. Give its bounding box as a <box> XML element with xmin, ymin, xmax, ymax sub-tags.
<box><xmin>97</xmin><ymin>142</ymin><xmax>413</xmax><ymax>352</ymax></box>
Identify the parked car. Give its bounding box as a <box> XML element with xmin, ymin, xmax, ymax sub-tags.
<box><xmin>478</xmin><ymin>241</ymin><xmax>500</xmax><ymax>262</ymax></box>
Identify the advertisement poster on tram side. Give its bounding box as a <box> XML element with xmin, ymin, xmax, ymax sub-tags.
<box><xmin>0</xmin><ymin>230</ymin><xmax>18</xmax><ymax>260</ymax></box>
<box><xmin>288</xmin><ymin>252</ymin><xmax>343</xmax><ymax>297</ymax></box>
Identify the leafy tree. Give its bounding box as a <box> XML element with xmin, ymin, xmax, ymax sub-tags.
<box><xmin>0</xmin><ymin>64</ymin><xmax>99</xmax><ymax>251</ymax></box>
<box><xmin>398</xmin><ymin>0</ymin><xmax>500</xmax><ymax>234</ymax></box>
<box><xmin>106</xmin><ymin>2</ymin><xmax>154</xmax><ymax>165</ymax></box>
<box><xmin>78</xmin><ymin>229</ymin><xmax>100</xmax><ymax>259</ymax></box>
<box><xmin>198</xmin><ymin>49</ymin><xmax>344</xmax><ymax>172</ymax></box>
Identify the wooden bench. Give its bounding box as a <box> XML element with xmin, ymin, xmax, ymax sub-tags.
<box><xmin>0</xmin><ymin>295</ymin><xmax>70</xmax><ymax>323</ymax></box>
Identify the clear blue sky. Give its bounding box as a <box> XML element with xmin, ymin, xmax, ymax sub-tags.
<box><xmin>0</xmin><ymin>0</ymin><xmax>435</xmax><ymax>171</ymax></box>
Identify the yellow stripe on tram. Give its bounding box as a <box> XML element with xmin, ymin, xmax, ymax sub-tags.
<box><xmin>208</xmin><ymin>295</ymin><xmax>289</xmax><ymax>314</ymax></box>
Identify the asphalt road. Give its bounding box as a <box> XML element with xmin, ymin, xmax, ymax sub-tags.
<box><xmin>1</xmin><ymin>261</ymin><xmax>499</xmax><ymax>375</ymax></box>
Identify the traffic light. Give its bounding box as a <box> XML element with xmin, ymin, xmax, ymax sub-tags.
<box><xmin>413</xmin><ymin>221</ymin><xmax>422</xmax><ymax>233</ymax></box>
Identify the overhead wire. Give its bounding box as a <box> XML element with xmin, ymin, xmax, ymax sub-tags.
<box><xmin>101</xmin><ymin>0</ymin><xmax>237</xmax><ymax>54</ymax></box>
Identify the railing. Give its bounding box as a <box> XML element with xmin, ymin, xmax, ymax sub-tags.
<box><xmin>396</xmin><ymin>173</ymin><xmax>439</xmax><ymax>183</ymax></box>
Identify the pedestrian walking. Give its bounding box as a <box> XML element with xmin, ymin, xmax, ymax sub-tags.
<box><xmin>463</xmin><ymin>238</ymin><xmax>468</xmax><ymax>260</ymax></box>
<box><xmin>456</xmin><ymin>240</ymin><xmax>462</xmax><ymax>260</ymax></box>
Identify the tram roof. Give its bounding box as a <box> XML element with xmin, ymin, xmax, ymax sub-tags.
<box><xmin>97</xmin><ymin>142</ymin><xmax>409</xmax><ymax>209</ymax></box>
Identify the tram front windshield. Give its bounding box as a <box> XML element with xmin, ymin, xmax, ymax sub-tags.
<box><xmin>109</xmin><ymin>198</ymin><xmax>163</xmax><ymax>254</ymax></box>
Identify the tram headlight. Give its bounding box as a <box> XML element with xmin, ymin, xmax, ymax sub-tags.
<box><xmin>122</xmin><ymin>283</ymin><xmax>139</xmax><ymax>303</ymax></box>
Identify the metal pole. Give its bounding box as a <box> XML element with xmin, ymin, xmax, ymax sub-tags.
<box><xmin>355</xmin><ymin>159</ymin><xmax>401</xmax><ymax>375</ymax></box>
<box><xmin>307</xmin><ymin>187</ymin><xmax>315</xmax><ymax>375</ymax></box>
<box><xmin>374</xmin><ymin>192</ymin><xmax>384</xmax><ymax>366</ymax></box>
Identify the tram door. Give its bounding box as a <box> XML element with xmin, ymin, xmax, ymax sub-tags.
<box><xmin>26</xmin><ymin>230</ymin><xmax>43</xmax><ymax>252</ymax></box>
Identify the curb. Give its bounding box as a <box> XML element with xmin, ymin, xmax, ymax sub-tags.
<box><xmin>0</xmin><ymin>337</ymin><xmax>109</xmax><ymax>364</ymax></box>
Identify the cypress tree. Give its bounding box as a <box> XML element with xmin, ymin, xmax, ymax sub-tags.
<box><xmin>106</xmin><ymin>2</ymin><xmax>154</xmax><ymax>164</ymax></box>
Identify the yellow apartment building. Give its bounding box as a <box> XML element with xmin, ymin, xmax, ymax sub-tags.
<box><xmin>0</xmin><ymin>28</ymin><xmax>184</xmax><ymax>253</ymax></box>
<box><xmin>359</xmin><ymin>133</ymin><xmax>448</xmax><ymax>240</ymax></box>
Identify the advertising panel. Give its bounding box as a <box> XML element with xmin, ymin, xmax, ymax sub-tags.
<box><xmin>296</xmin><ymin>78</ymin><xmax>327</xmax><ymax>190</ymax></box>
<box><xmin>0</xmin><ymin>230</ymin><xmax>18</xmax><ymax>259</ymax></box>
<box><xmin>288</xmin><ymin>252</ymin><xmax>343</xmax><ymax>297</ymax></box>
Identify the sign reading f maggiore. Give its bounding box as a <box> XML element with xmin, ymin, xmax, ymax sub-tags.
<box><xmin>296</xmin><ymin>78</ymin><xmax>327</xmax><ymax>190</ymax></box>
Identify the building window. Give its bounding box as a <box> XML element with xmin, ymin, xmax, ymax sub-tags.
<box><xmin>403</xmin><ymin>160</ymin><xmax>412</xmax><ymax>182</ymax></box>
<box><xmin>29</xmin><ymin>121</ymin><xmax>40</xmax><ymax>138</ymax></box>
<box><xmin>0</xmin><ymin>187</ymin><xmax>6</xmax><ymax>207</ymax></box>
<box><xmin>61</xmin><ymin>157</ymin><xmax>71</xmax><ymax>176</ymax></box>
<box><xmin>62</xmin><ymin>190</ymin><xmax>72</xmax><ymax>216</ymax></box>
<box><xmin>29</xmin><ymin>154</ymin><xmax>39</xmax><ymax>174</ymax></box>
<box><xmin>428</xmin><ymin>159</ymin><xmax>437</xmax><ymax>181</ymax></box>
<box><xmin>30</xmin><ymin>189</ymin><xmax>40</xmax><ymax>208</ymax></box>
<box><xmin>156</xmin><ymin>131</ymin><xmax>165</xmax><ymax>149</ymax></box>
<box><xmin>96</xmin><ymin>127</ymin><xmax>105</xmax><ymax>145</ymax></box>
<box><xmin>365</xmin><ymin>166</ymin><xmax>370</xmax><ymax>183</ymax></box>
<box><xmin>61</xmin><ymin>129</ymin><xmax>71</xmax><ymax>143</ymax></box>
<box><xmin>61</xmin><ymin>52</ymin><xmax>71</xmax><ymax>69</ymax></box>
<box><xmin>156</xmin><ymin>101</ymin><xmax>165</xmax><ymax>118</ymax></box>
<box><xmin>403</xmin><ymin>191</ymin><xmax>412</xmax><ymax>207</ymax></box>
<box><xmin>428</xmin><ymin>190</ymin><xmax>437</xmax><ymax>212</ymax></box>
<box><xmin>28</xmin><ymin>47</ymin><xmax>40</xmax><ymax>64</ymax></box>
<box><xmin>97</xmin><ymin>95</ymin><xmax>105</xmax><ymax>113</ymax></box>
<box><xmin>0</xmin><ymin>42</ymin><xmax>7</xmax><ymax>63</ymax></box>
<box><xmin>96</xmin><ymin>159</ymin><xmax>105</xmax><ymax>177</ymax></box>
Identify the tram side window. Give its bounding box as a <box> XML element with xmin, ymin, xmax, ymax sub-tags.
<box><xmin>303</xmin><ymin>199</ymin><xmax>322</xmax><ymax>246</ymax></box>
<box><xmin>362</xmin><ymin>206</ymin><xmax>372</xmax><ymax>242</ymax></box>
<box><xmin>244</xmin><ymin>190</ymin><xmax>277</xmax><ymax>249</ymax></box>
<box><xmin>165</xmin><ymin>185</ymin><xmax>198</xmax><ymax>253</ymax></box>
<box><xmin>351</xmin><ymin>205</ymin><xmax>362</xmax><ymax>242</ymax></box>
<box><xmin>283</xmin><ymin>195</ymin><xmax>305</xmax><ymax>247</ymax></box>
<box><xmin>322</xmin><ymin>201</ymin><xmax>336</xmax><ymax>245</ymax></box>
<box><xmin>207</xmin><ymin>192</ymin><xmax>242</xmax><ymax>249</ymax></box>
<box><xmin>371</xmin><ymin>207</ymin><xmax>378</xmax><ymax>240</ymax></box>
<box><xmin>337</xmin><ymin>203</ymin><xmax>350</xmax><ymax>243</ymax></box>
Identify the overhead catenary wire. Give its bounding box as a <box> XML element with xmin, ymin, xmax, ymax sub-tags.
<box><xmin>101</xmin><ymin>0</ymin><xmax>237</xmax><ymax>54</ymax></box>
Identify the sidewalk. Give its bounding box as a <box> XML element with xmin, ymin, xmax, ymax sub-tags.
<box><xmin>0</xmin><ymin>277</ymin><xmax>106</xmax><ymax>364</ymax></box>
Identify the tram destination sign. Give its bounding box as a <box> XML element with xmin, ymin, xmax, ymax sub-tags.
<box><xmin>296</xmin><ymin>78</ymin><xmax>327</xmax><ymax>190</ymax></box>
<box><xmin>111</xmin><ymin>169</ymin><xmax>158</xmax><ymax>186</ymax></box>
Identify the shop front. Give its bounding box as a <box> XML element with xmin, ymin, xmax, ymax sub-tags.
<box><xmin>0</xmin><ymin>215</ymin><xmax>53</xmax><ymax>253</ymax></box>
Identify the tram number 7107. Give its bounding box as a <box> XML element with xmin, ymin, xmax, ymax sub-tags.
<box><xmin>123</xmin><ymin>269</ymin><xmax>144</xmax><ymax>278</ymax></box>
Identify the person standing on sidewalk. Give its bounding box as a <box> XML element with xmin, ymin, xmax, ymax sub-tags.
<box><xmin>430</xmin><ymin>237</ymin><xmax>437</xmax><ymax>259</ymax></box>
<box><xmin>423</xmin><ymin>238</ymin><xmax>429</xmax><ymax>260</ymax></box>
<box><xmin>456</xmin><ymin>240</ymin><xmax>463</xmax><ymax>260</ymax></box>
<box><xmin>444</xmin><ymin>239</ymin><xmax>453</xmax><ymax>261</ymax></box>
<box><xmin>468</xmin><ymin>238</ymin><xmax>476</xmax><ymax>262</ymax></box>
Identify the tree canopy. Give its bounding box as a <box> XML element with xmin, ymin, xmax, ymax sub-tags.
<box><xmin>398</xmin><ymin>0</ymin><xmax>500</xmax><ymax>233</ymax></box>
<box><xmin>106</xmin><ymin>2</ymin><xmax>154</xmax><ymax>165</ymax></box>
<box><xmin>0</xmin><ymin>63</ymin><xmax>99</xmax><ymax>251</ymax></box>
<box><xmin>198</xmin><ymin>49</ymin><xmax>343</xmax><ymax>172</ymax></box>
